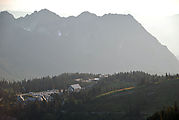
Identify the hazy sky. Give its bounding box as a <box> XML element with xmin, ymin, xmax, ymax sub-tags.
<box><xmin>1</xmin><ymin>0</ymin><xmax>179</xmax><ymax>17</ymax></box>
<box><xmin>0</xmin><ymin>0</ymin><xmax>179</xmax><ymax>56</ymax></box>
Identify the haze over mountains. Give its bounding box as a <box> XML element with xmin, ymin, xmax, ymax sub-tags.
<box><xmin>139</xmin><ymin>14</ymin><xmax>179</xmax><ymax>57</ymax></box>
<box><xmin>0</xmin><ymin>9</ymin><xmax>179</xmax><ymax>80</ymax></box>
<box><xmin>166</xmin><ymin>14</ymin><xmax>179</xmax><ymax>57</ymax></box>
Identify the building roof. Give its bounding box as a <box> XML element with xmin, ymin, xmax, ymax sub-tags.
<box><xmin>70</xmin><ymin>84</ymin><xmax>81</xmax><ymax>89</ymax></box>
<box><xmin>94</xmin><ymin>78</ymin><xmax>100</xmax><ymax>81</ymax></box>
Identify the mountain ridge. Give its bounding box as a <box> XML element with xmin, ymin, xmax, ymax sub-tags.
<box><xmin>0</xmin><ymin>9</ymin><xmax>179</xmax><ymax>80</ymax></box>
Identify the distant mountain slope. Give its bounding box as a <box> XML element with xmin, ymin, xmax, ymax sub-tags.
<box><xmin>0</xmin><ymin>67</ymin><xmax>9</xmax><ymax>80</ymax></box>
<box><xmin>0</xmin><ymin>64</ymin><xmax>15</xmax><ymax>80</ymax></box>
<box><xmin>0</xmin><ymin>9</ymin><xmax>179</xmax><ymax>79</ymax></box>
<box><xmin>140</xmin><ymin>15</ymin><xmax>179</xmax><ymax>57</ymax></box>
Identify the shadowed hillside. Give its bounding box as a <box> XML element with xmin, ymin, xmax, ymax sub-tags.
<box><xmin>0</xmin><ymin>9</ymin><xmax>179</xmax><ymax>80</ymax></box>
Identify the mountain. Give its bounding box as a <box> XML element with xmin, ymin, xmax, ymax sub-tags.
<box><xmin>0</xmin><ymin>67</ymin><xmax>10</xmax><ymax>80</ymax></box>
<box><xmin>8</xmin><ymin>10</ymin><xmax>31</xmax><ymax>18</ymax></box>
<box><xmin>139</xmin><ymin>15</ymin><xmax>179</xmax><ymax>56</ymax></box>
<box><xmin>0</xmin><ymin>9</ymin><xmax>179</xmax><ymax>79</ymax></box>
<box><xmin>0</xmin><ymin>58</ymin><xmax>15</xmax><ymax>80</ymax></box>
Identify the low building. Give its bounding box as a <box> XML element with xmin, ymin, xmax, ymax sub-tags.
<box><xmin>43</xmin><ymin>95</ymin><xmax>53</xmax><ymax>102</ymax></box>
<box><xmin>99</xmin><ymin>74</ymin><xmax>109</xmax><ymax>78</ymax></box>
<box><xmin>92</xmin><ymin>78</ymin><xmax>100</xmax><ymax>81</ymax></box>
<box><xmin>25</xmin><ymin>96</ymin><xmax>43</xmax><ymax>102</ymax></box>
<box><xmin>68</xmin><ymin>84</ymin><xmax>81</xmax><ymax>92</ymax></box>
<box><xmin>17</xmin><ymin>89</ymin><xmax>61</xmax><ymax>103</ymax></box>
<box><xmin>81</xmin><ymin>79</ymin><xmax>91</xmax><ymax>82</ymax></box>
<box><xmin>74</xmin><ymin>78</ymin><xmax>81</xmax><ymax>82</ymax></box>
<box><xmin>17</xmin><ymin>95</ymin><xmax>25</xmax><ymax>102</ymax></box>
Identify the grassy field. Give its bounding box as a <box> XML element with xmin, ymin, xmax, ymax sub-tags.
<box><xmin>96</xmin><ymin>87</ymin><xmax>135</xmax><ymax>98</ymax></box>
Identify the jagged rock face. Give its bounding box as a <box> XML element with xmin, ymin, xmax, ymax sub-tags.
<box><xmin>0</xmin><ymin>9</ymin><xmax>179</xmax><ymax>80</ymax></box>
